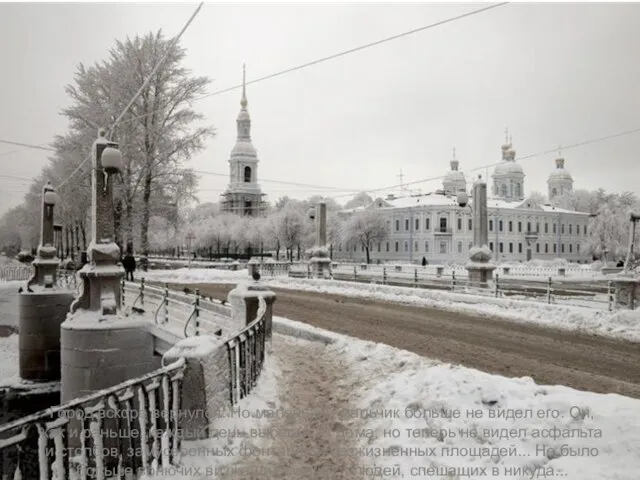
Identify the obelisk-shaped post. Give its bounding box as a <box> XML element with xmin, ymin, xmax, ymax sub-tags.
<box><xmin>316</xmin><ymin>201</ymin><xmax>327</xmax><ymax>247</ymax></box>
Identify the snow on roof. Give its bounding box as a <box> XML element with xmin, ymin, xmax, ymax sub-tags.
<box><xmin>339</xmin><ymin>192</ymin><xmax>591</xmax><ymax>215</ymax></box>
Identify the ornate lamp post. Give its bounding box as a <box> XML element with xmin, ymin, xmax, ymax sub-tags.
<box><xmin>27</xmin><ymin>181</ymin><xmax>61</xmax><ymax>289</ymax></box>
<box><xmin>62</xmin><ymin>130</ymin><xmax>156</xmax><ymax>409</ymax></box>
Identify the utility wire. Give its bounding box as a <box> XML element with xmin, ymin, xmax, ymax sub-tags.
<box><xmin>113</xmin><ymin>3</ymin><xmax>509</xmax><ymax>127</ymax></box>
<box><xmin>55</xmin><ymin>2</ymin><xmax>204</xmax><ymax>191</ymax></box>
<box><xmin>324</xmin><ymin>126</ymin><xmax>640</xmax><ymax>200</ymax></box>
<box><xmin>0</xmin><ymin>140</ymin><xmax>55</xmax><ymax>152</ymax></box>
<box><xmin>0</xmin><ymin>2</ymin><xmax>508</xmax><ymax>158</ymax></box>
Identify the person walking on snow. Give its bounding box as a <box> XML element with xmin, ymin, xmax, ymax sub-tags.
<box><xmin>123</xmin><ymin>253</ymin><xmax>136</xmax><ymax>282</ymax></box>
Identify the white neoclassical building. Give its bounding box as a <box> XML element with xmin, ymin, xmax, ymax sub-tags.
<box><xmin>336</xmin><ymin>137</ymin><xmax>591</xmax><ymax>264</ymax></box>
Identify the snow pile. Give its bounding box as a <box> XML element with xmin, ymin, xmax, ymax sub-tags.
<box><xmin>341</xmin><ymin>339</ymin><xmax>640</xmax><ymax>479</ymax></box>
<box><xmin>142</xmin><ymin>268</ymin><xmax>247</xmax><ymax>284</ymax></box>
<box><xmin>281</xmin><ymin>316</ymin><xmax>640</xmax><ymax>480</ymax></box>
<box><xmin>267</xmin><ymin>278</ymin><xmax>640</xmax><ymax>342</ymax></box>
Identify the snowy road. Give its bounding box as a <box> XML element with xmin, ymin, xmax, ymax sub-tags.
<box><xmin>179</xmin><ymin>283</ymin><xmax>640</xmax><ymax>399</ymax></box>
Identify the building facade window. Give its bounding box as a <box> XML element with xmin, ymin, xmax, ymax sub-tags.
<box><xmin>489</xmin><ymin>220</ymin><xmax>493</xmax><ymax>231</ymax></box>
<box><xmin>415</xmin><ymin>218</ymin><xmax>420</xmax><ymax>231</ymax></box>
<box><xmin>386</xmin><ymin>242</ymin><xmax>390</xmax><ymax>252</ymax></box>
<box><xmin>499</xmin><ymin>220</ymin><xmax>504</xmax><ymax>232</ymax></box>
<box><xmin>439</xmin><ymin>218</ymin><xmax>447</xmax><ymax>232</ymax></box>
<box><xmin>457</xmin><ymin>241</ymin><xmax>463</xmax><ymax>253</ymax></box>
<box><xmin>244</xmin><ymin>166</ymin><xmax>252</xmax><ymax>183</ymax></box>
<box><xmin>509</xmin><ymin>243</ymin><xmax>513</xmax><ymax>253</ymax></box>
<box><xmin>536</xmin><ymin>243</ymin><xmax>540</xmax><ymax>253</ymax></box>
<box><xmin>508</xmin><ymin>221</ymin><xmax>513</xmax><ymax>232</ymax></box>
<box><xmin>457</xmin><ymin>218</ymin><xmax>462</xmax><ymax>231</ymax></box>
<box><xmin>439</xmin><ymin>241</ymin><xmax>447</xmax><ymax>254</ymax></box>
<box><xmin>404</xmin><ymin>241</ymin><xmax>408</xmax><ymax>252</ymax></box>
<box><xmin>425</xmin><ymin>241</ymin><xmax>429</xmax><ymax>252</ymax></box>
<box><xmin>468</xmin><ymin>219</ymin><xmax>472</xmax><ymax>230</ymax></box>
<box><xmin>405</xmin><ymin>219</ymin><xmax>409</xmax><ymax>231</ymax></box>
<box><xmin>395</xmin><ymin>242</ymin><xmax>399</xmax><ymax>252</ymax></box>
<box><xmin>518</xmin><ymin>242</ymin><xmax>522</xmax><ymax>253</ymax></box>
<box><xmin>395</xmin><ymin>220</ymin><xmax>399</xmax><ymax>232</ymax></box>
<box><xmin>499</xmin><ymin>242</ymin><xmax>504</xmax><ymax>253</ymax></box>
<box><xmin>425</xmin><ymin>218</ymin><xmax>430</xmax><ymax>230</ymax></box>
<box><xmin>414</xmin><ymin>241</ymin><xmax>419</xmax><ymax>252</ymax></box>
<box><xmin>545</xmin><ymin>243</ymin><xmax>549</xmax><ymax>253</ymax></box>
<box><xmin>490</xmin><ymin>242</ymin><xmax>494</xmax><ymax>251</ymax></box>
<box><xmin>544</xmin><ymin>223</ymin><xmax>548</xmax><ymax>234</ymax></box>
<box><xmin>518</xmin><ymin>221</ymin><xmax>522</xmax><ymax>233</ymax></box>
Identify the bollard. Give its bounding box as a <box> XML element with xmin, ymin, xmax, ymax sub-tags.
<box><xmin>494</xmin><ymin>273</ymin><xmax>500</xmax><ymax>297</ymax></box>
<box><xmin>452</xmin><ymin>271</ymin><xmax>456</xmax><ymax>290</ymax></box>
<box><xmin>382</xmin><ymin>267</ymin><xmax>387</xmax><ymax>285</ymax></box>
<box><xmin>353</xmin><ymin>265</ymin><xmax>357</xmax><ymax>282</ymax></box>
<box><xmin>547</xmin><ymin>277</ymin><xmax>552</xmax><ymax>304</ymax></box>
<box><xmin>140</xmin><ymin>277</ymin><xmax>145</xmax><ymax>307</ymax></box>
<box><xmin>194</xmin><ymin>289</ymin><xmax>201</xmax><ymax>336</ymax></box>
<box><xmin>164</xmin><ymin>283</ymin><xmax>170</xmax><ymax>324</ymax></box>
<box><xmin>414</xmin><ymin>268</ymin><xmax>418</xmax><ymax>288</ymax></box>
<box><xmin>307</xmin><ymin>264</ymin><xmax>311</xmax><ymax>279</ymax></box>
<box><xmin>607</xmin><ymin>281</ymin><xmax>613</xmax><ymax>312</ymax></box>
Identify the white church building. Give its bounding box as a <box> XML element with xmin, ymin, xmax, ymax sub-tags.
<box><xmin>220</xmin><ymin>66</ymin><xmax>267</xmax><ymax>216</ymax></box>
<box><xmin>336</xmin><ymin>137</ymin><xmax>592</xmax><ymax>264</ymax></box>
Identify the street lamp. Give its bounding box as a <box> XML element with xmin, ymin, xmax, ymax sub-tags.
<box><xmin>186</xmin><ymin>230</ymin><xmax>196</xmax><ymax>269</ymax></box>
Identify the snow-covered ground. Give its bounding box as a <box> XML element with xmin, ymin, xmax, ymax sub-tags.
<box><xmin>0</xmin><ymin>333</ymin><xmax>19</xmax><ymax>380</ymax></box>
<box><xmin>0</xmin><ymin>281</ymin><xmax>22</xmax><ymax>327</ymax></box>
<box><xmin>143</xmin><ymin>317</ymin><xmax>640</xmax><ymax>479</ymax></box>
<box><xmin>141</xmin><ymin>268</ymin><xmax>640</xmax><ymax>343</ymax></box>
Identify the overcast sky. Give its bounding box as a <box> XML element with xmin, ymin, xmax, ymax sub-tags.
<box><xmin>1</xmin><ymin>1</ymin><xmax>639</xmax><ymax>216</ymax></box>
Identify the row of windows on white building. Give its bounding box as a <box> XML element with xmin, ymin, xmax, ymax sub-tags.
<box><xmin>339</xmin><ymin>239</ymin><xmax>583</xmax><ymax>256</ymax></box>
<box><xmin>388</xmin><ymin>217</ymin><xmax>588</xmax><ymax>236</ymax></box>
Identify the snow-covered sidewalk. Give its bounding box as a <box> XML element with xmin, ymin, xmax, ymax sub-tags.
<box><xmin>139</xmin><ymin>316</ymin><xmax>640</xmax><ymax>479</ymax></box>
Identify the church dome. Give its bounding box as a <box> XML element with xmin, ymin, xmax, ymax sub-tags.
<box><xmin>548</xmin><ymin>157</ymin><xmax>573</xmax><ymax>182</ymax></box>
<box><xmin>231</xmin><ymin>140</ymin><xmax>257</xmax><ymax>157</ymax></box>
<box><xmin>493</xmin><ymin>161</ymin><xmax>524</xmax><ymax>176</ymax></box>
<box><xmin>442</xmin><ymin>155</ymin><xmax>466</xmax><ymax>194</ymax></box>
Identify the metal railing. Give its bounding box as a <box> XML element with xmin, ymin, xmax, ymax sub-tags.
<box><xmin>122</xmin><ymin>278</ymin><xmax>232</xmax><ymax>338</ymax></box>
<box><xmin>0</xmin><ymin>266</ymin><xmax>33</xmax><ymax>282</ymax></box>
<box><xmin>0</xmin><ymin>358</ymin><xmax>186</xmax><ymax>479</ymax></box>
<box><xmin>287</xmin><ymin>264</ymin><xmax>616</xmax><ymax>311</ymax></box>
<box><xmin>226</xmin><ymin>296</ymin><xmax>267</xmax><ymax>405</ymax></box>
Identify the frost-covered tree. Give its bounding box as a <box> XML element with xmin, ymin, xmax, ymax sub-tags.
<box><xmin>273</xmin><ymin>204</ymin><xmax>306</xmax><ymax>261</ymax></box>
<box><xmin>528</xmin><ymin>191</ymin><xmax>547</xmax><ymax>205</ymax></box>
<box><xmin>344</xmin><ymin>192</ymin><xmax>373</xmax><ymax>210</ymax></box>
<box><xmin>61</xmin><ymin>30</ymin><xmax>212</xmax><ymax>256</ymax></box>
<box><xmin>584</xmin><ymin>191</ymin><xmax>640</xmax><ymax>261</ymax></box>
<box><xmin>340</xmin><ymin>209</ymin><xmax>388</xmax><ymax>264</ymax></box>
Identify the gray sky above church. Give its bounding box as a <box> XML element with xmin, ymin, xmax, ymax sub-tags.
<box><xmin>1</xmin><ymin>2</ymin><xmax>639</xmax><ymax>216</ymax></box>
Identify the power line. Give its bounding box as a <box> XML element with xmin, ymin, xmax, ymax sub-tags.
<box><xmin>192</xmin><ymin>169</ymin><xmax>360</xmax><ymax>191</ymax></box>
<box><xmin>0</xmin><ymin>3</ymin><xmax>507</xmax><ymax>161</ymax></box>
<box><xmin>55</xmin><ymin>2</ymin><xmax>204</xmax><ymax>191</ymax></box>
<box><xmin>325</xmin><ymin>126</ymin><xmax>640</xmax><ymax>200</ymax></box>
<box><xmin>115</xmin><ymin>3</ymin><xmax>509</xmax><ymax>127</ymax></box>
<box><xmin>0</xmin><ymin>140</ymin><xmax>55</xmax><ymax>152</ymax></box>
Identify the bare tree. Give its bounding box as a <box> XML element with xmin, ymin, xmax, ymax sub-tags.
<box><xmin>340</xmin><ymin>209</ymin><xmax>388</xmax><ymax>264</ymax></box>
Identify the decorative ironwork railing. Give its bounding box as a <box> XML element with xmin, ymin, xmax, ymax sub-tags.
<box><xmin>0</xmin><ymin>266</ymin><xmax>33</xmax><ymax>282</ymax></box>
<box><xmin>122</xmin><ymin>279</ymin><xmax>231</xmax><ymax>338</ymax></box>
<box><xmin>0</xmin><ymin>358</ymin><xmax>186</xmax><ymax>480</ymax></box>
<box><xmin>227</xmin><ymin>295</ymin><xmax>267</xmax><ymax>405</ymax></box>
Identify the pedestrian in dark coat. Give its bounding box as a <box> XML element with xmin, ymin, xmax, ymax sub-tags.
<box><xmin>123</xmin><ymin>254</ymin><xmax>136</xmax><ymax>281</ymax></box>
